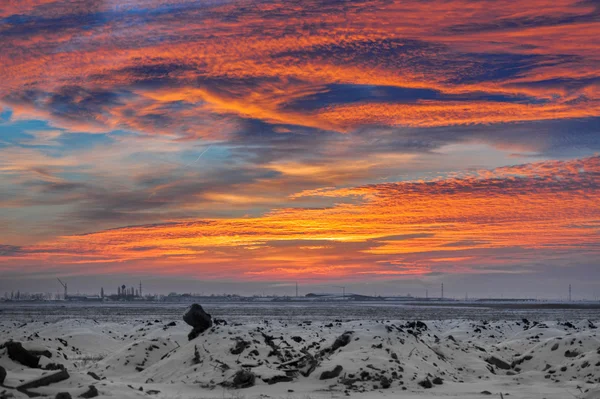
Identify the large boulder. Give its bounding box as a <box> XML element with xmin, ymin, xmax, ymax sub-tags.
<box><xmin>320</xmin><ymin>365</ymin><xmax>343</xmax><ymax>380</ymax></box>
<box><xmin>0</xmin><ymin>365</ymin><xmax>6</xmax><ymax>385</ymax></box>
<box><xmin>183</xmin><ymin>304</ymin><xmax>213</xmax><ymax>340</ymax></box>
<box><xmin>229</xmin><ymin>369</ymin><xmax>255</xmax><ymax>388</ymax></box>
<box><xmin>5</xmin><ymin>341</ymin><xmax>40</xmax><ymax>368</ymax></box>
<box><xmin>80</xmin><ymin>385</ymin><xmax>99</xmax><ymax>398</ymax></box>
<box><xmin>485</xmin><ymin>356</ymin><xmax>511</xmax><ymax>370</ymax></box>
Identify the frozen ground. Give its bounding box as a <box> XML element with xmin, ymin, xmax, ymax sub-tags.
<box><xmin>1</xmin><ymin>303</ymin><xmax>600</xmax><ymax>399</ymax></box>
<box><xmin>2</xmin><ymin>301</ymin><xmax>600</xmax><ymax>323</ymax></box>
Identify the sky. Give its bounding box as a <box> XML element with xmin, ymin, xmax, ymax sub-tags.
<box><xmin>0</xmin><ymin>0</ymin><xmax>599</xmax><ymax>299</ymax></box>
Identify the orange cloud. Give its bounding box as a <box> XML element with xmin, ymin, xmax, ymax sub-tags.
<box><xmin>1</xmin><ymin>0</ymin><xmax>599</xmax><ymax>135</ymax></box>
<box><xmin>2</xmin><ymin>156</ymin><xmax>598</xmax><ymax>281</ymax></box>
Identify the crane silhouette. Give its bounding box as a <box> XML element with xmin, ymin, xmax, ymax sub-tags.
<box><xmin>333</xmin><ymin>285</ymin><xmax>346</xmax><ymax>299</ymax></box>
<box><xmin>57</xmin><ymin>278</ymin><xmax>67</xmax><ymax>300</ymax></box>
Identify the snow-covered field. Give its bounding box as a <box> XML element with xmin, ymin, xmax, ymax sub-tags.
<box><xmin>1</xmin><ymin>303</ymin><xmax>600</xmax><ymax>399</ymax></box>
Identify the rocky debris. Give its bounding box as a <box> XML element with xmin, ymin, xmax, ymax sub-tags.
<box><xmin>86</xmin><ymin>372</ymin><xmax>101</xmax><ymax>381</ymax></box>
<box><xmin>0</xmin><ymin>366</ymin><xmax>6</xmax><ymax>385</ymax></box>
<box><xmin>325</xmin><ymin>332</ymin><xmax>353</xmax><ymax>354</ymax></box>
<box><xmin>320</xmin><ymin>365</ymin><xmax>343</xmax><ymax>380</ymax></box>
<box><xmin>5</xmin><ymin>342</ymin><xmax>41</xmax><ymax>368</ymax></box>
<box><xmin>183</xmin><ymin>304</ymin><xmax>213</xmax><ymax>341</ymax></box>
<box><xmin>79</xmin><ymin>385</ymin><xmax>99</xmax><ymax>398</ymax></box>
<box><xmin>193</xmin><ymin>345</ymin><xmax>201</xmax><ymax>365</ymax></box>
<box><xmin>43</xmin><ymin>363</ymin><xmax>65</xmax><ymax>371</ymax></box>
<box><xmin>380</xmin><ymin>376</ymin><xmax>391</xmax><ymax>389</ymax></box>
<box><xmin>3</xmin><ymin>317</ymin><xmax>599</xmax><ymax>396</ymax></box>
<box><xmin>55</xmin><ymin>393</ymin><xmax>72</xmax><ymax>399</ymax></box>
<box><xmin>224</xmin><ymin>369</ymin><xmax>256</xmax><ymax>389</ymax></box>
<box><xmin>406</xmin><ymin>321</ymin><xmax>428</xmax><ymax>330</ymax></box>
<box><xmin>263</xmin><ymin>375</ymin><xmax>293</xmax><ymax>385</ymax></box>
<box><xmin>486</xmin><ymin>356</ymin><xmax>511</xmax><ymax>370</ymax></box>
<box><xmin>230</xmin><ymin>338</ymin><xmax>251</xmax><ymax>355</ymax></box>
<box><xmin>17</xmin><ymin>369</ymin><xmax>70</xmax><ymax>392</ymax></box>
<box><xmin>418</xmin><ymin>378</ymin><xmax>433</xmax><ymax>388</ymax></box>
<box><xmin>298</xmin><ymin>354</ymin><xmax>318</xmax><ymax>377</ymax></box>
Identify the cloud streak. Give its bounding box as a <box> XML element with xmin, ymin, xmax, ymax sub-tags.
<box><xmin>2</xmin><ymin>156</ymin><xmax>598</xmax><ymax>282</ymax></box>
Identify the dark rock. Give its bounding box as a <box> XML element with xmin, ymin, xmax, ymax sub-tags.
<box><xmin>80</xmin><ymin>385</ymin><xmax>98</xmax><ymax>398</ymax></box>
<box><xmin>380</xmin><ymin>376</ymin><xmax>391</xmax><ymax>389</ymax></box>
<box><xmin>231</xmin><ymin>370</ymin><xmax>255</xmax><ymax>388</ymax></box>
<box><xmin>193</xmin><ymin>345</ymin><xmax>201</xmax><ymax>364</ymax></box>
<box><xmin>29</xmin><ymin>349</ymin><xmax>52</xmax><ymax>358</ymax></box>
<box><xmin>187</xmin><ymin>329</ymin><xmax>201</xmax><ymax>341</ymax></box>
<box><xmin>86</xmin><ymin>372</ymin><xmax>101</xmax><ymax>381</ymax></box>
<box><xmin>551</xmin><ymin>343</ymin><xmax>559</xmax><ymax>351</ymax></box>
<box><xmin>230</xmin><ymin>339</ymin><xmax>251</xmax><ymax>355</ymax></box>
<box><xmin>183</xmin><ymin>304</ymin><xmax>213</xmax><ymax>340</ymax></box>
<box><xmin>5</xmin><ymin>341</ymin><xmax>40</xmax><ymax>368</ymax></box>
<box><xmin>291</xmin><ymin>336</ymin><xmax>303</xmax><ymax>343</ymax></box>
<box><xmin>485</xmin><ymin>356</ymin><xmax>511</xmax><ymax>370</ymax></box>
<box><xmin>329</xmin><ymin>332</ymin><xmax>353</xmax><ymax>352</ymax></box>
<box><xmin>166</xmin><ymin>321</ymin><xmax>176</xmax><ymax>327</ymax></box>
<box><xmin>418</xmin><ymin>378</ymin><xmax>433</xmax><ymax>389</ymax></box>
<box><xmin>588</xmin><ymin>320</ymin><xmax>597</xmax><ymax>329</ymax></box>
<box><xmin>0</xmin><ymin>366</ymin><xmax>6</xmax><ymax>385</ymax></box>
<box><xmin>214</xmin><ymin>319</ymin><xmax>227</xmax><ymax>326</ymax></box>
<box><xmin>299</xmin><ymin>356</ymin><xmax>318</xmax><ymax>377</ymax></box>
<box><xmin>481</xmin><ymin>391</ymin><xmax>492</xmax><ymax>395</ymax></box>
<box><xmin>56</xmin><ymin>393</ymin><xmax>72</xmax><ymax>399</ymax></box>
<box><xmin>17</xmin><ymin>369</ymin><xmax>70</xmax><ymax>391</ymax></box>
<box><xmin>432</xmin><ymin>377</ymin><xmax>443</xmax><ymax>385</ymax></box>
<box><xmin>263</xmin><ymin>375</ymin><xmax>294</xmax><ymax>385</ymax></box>
<box><xmin>565</xmin><ymin>349</ymin><xmax>579</xmax><ymax>358</ymax></box>
<box><xmin>44</xmin><ymin>363</ymin><xmax>65</xmax><ymax>371</ymax></box>
<box><xmin>320</xmin><ymin>365</ymin><xmax>343</xmax><ymax>380</ymax></box>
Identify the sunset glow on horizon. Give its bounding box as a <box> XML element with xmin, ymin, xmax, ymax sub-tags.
<box><xmin>1</xmin><ymin>0</ymin><xmax>599</xmax><ymax>295</ymax></box>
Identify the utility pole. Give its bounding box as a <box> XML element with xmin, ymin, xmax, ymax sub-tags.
<box><xmin>441</xmin><ymin>283</ymin><xmax>444</xmax><ymax>300</ymax></box>
<box><xmin>139</xmin><ymin>281</ymin><xmax>143</xmax><ymax>298</ymax></box>
<box><xmin>569</xmin><ymin>284</ymin><xmax>572</xmax><ymax>302</ymax></box>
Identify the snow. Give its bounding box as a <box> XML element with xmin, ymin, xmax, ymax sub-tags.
<box><xmin>1</xmin><ymin>308</ymin><xmax>599</xmax><ymax>398</ymax></box>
